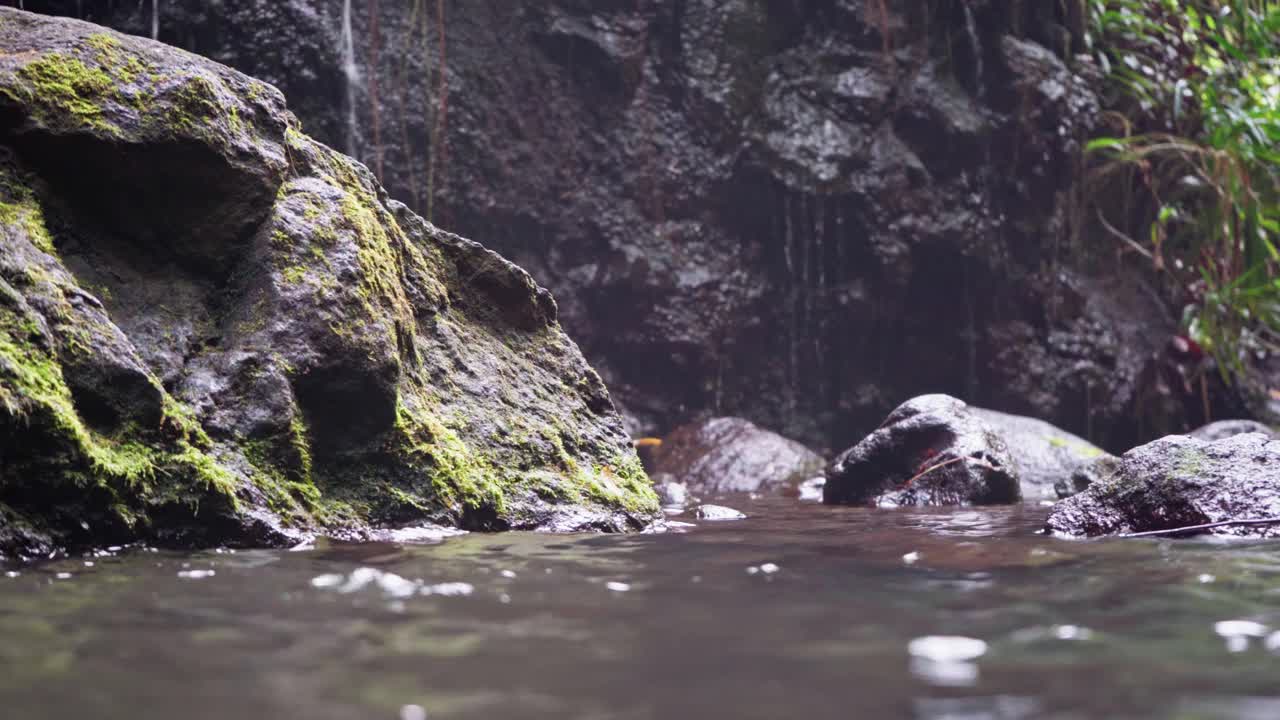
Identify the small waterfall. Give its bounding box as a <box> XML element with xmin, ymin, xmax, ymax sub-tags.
<box><xmin>961</xmin><ymin>2</ymin><xmax>984</xmax><ymax>99</ymax></box>
<box><xmin>340</xmin><ymin>0</ymin><xmax>362</xmax><ymax>157</ymax></box>
<box><xmin>151</xmin><ymin>0</ymin><xmax>160</xmax><ymax>40</ymax></box>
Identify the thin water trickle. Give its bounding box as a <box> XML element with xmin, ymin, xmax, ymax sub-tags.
<box><xmin>150</xmin><ymin>0</ymin><xmax>159</xmax><ymax>40</ymax></box>
<box><xmin>961</xmin><ymin>2</ymin><xmax>984</xmax><ymax>100</ymax></box>
<box><xmin>3</xmin><ymin>497</ymin><xmax>1280</xmax><ymax>719</ymax></box>
<box><xmin>340</xmin><ymin>0</ymin><xmax>362</xmax><ymax>157</ymax></box>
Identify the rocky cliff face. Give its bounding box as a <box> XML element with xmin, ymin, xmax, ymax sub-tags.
<box><xmin>20</xmin><ymin>0</ymin><xmax>1226</xmax><ymax>452</ymax></box>
<box><xmin>0</xmin><ymin>8</ymin><xmax>657</xmax><ymax>558</ymax></box>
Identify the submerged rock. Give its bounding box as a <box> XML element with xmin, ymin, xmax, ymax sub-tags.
<box><xmin>1189</xmin><ymin>420</ymin><xmax>1277</xmax><ymax>442</ymax></box>
<box><xmin>1046</xmin><ymin>433</ymin><xmax>1280</xmax><ymax>538</ymax></box>
<box><xmin>694</xmin><ymin>504</ymin><xmax>746</xmax><ymax>521</ymax></box>
<box><xmin>824</xmin><ymin>395</ymin><xmax>1020</xmax><ymax>507</ymax></box>
<box><xmin>0</xmin><ymin>9</ymin><xmax>657</xmax><ymax>558</ymax></box>
<box><xmin>971</xmin><ymin>408</ymin><xmax>1112</xmax><ymax>500</ymax></box>
<box><xmin>644</xmin><ymin>417</ymin><xmax>824</xmax><ymax>496</ymax></box>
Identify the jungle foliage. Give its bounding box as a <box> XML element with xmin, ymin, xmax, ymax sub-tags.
<box><xmin>1086</xmin><ymin>0</ymin><xmax>1280</xmax><ymax>380</ymax></box>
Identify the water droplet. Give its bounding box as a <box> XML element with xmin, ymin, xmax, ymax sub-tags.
<box><xmin>1214</xmin><ymin>620</ymin><xmax>1268</xmax><ymax>638</ymax></box>
<box><xmin>903</xmin><ymin>552</ymin><xmax>920</xmax><ymax>565</ymax></box>
<box><xmin>177</xmin><ymin>570</ymin><xmax>216</xmax><ymax>579</ymax></box>
<box><xmin>908</xmin><ymin>636</ymin><xmax>988</xmax><ymax>663</ymax></box>
<box><xmin>400</xmin><ymin>704</ymin><xmax>428</xmax><ymax>720</ymax></box>
<box><xmin>498</xmin><ymin>593</ymin><xmax>512</xmax><ymax>604</ymax></box>
<box><xmin>55</xmin><ymin>572</ymin><xmax>72</xmax><ymax>580</ymax></box>
<box><xmin>606</xmin><ymin>581</ymin><xmax>631</xmax><ymax>593</ymax></box>
<box><xmin>4</xmin><ymin>571</ymin><xmax>18</xmax><ymax>578</ymax></box>
<box><xmin>421</xmin><ymin>582</ymin><xmax>474</xmax><ymax>597</ymax></box>
<box><xmin>1198</xmin><ymin>573</ymin><xmax>1215</xmax><ymax>583</ymax></box>
<box><xmin>1053</xmin><ymin>625</ymin><xmax>1092</xmax><ymax>641</ymax></box>
<box><xmin>500</xmin><ymin>570</ymin><xmax>517</xmax><ymax>579</ymax></box>
<box><xmin>759</xmin><ymin>563</ymin><xmax>780</xmax><ymax>574</ymax></box>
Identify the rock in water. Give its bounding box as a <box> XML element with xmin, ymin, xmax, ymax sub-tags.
<box><xmin>824</xmin><ymin>395</ymin><xmax>1020</xmax><ymax>507</ymax></box>
<box><xmin>1047</xmin><ymin>433</ymin><xmax>1280</xmax><ymax>538</ymax></box>
<box><xmin>694</xmin><ymin>505</ymin><xmax>746</xmax><ymax>521</ymax></box>
<box><xmin>0</xmin><ymin>9</ymin><xmax>657</xmax><ymax>558</ymax></box>
<box><xmin>1188</xmin><ymin>420</ymin><xmax>1277</xmax><ymax>442</ymax></box>
<box><xmin>970</xmin><ymin>408</ymin><xmax>1112</xmax><ymax>500</ymax></box>
<box><xmin>645</xmin><ymin>417</ymin><xmax>824</xmax><ymax>496</ymax></box>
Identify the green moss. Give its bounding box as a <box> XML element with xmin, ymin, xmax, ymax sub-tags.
<box><xmin>0</xmin><ymin>198</ymin><xmax>55</xmax><ymax>254</ymax></box>
<box><xmin>13</xmin><ymin>53</ymin><xmax>120</xmax><ymax>135</ymax></box>
<box><xmin>1048</xmin><ymin>435</ymin><xmax>1105</xmax><ymax>459</ymax></box>
<box><xmin>280</xmin><ymin>266</ymin><xmax>308</xmax><ymax>285</ymax></box>
<box><xmin>0</xmin><ymin>299</ymin><xmax>239</xmax><ymax>534</ymax></box>
<box><xmin>394</xmin><ymin>401</ymin><xmax>506</xmax><ymax>513</ymax></box>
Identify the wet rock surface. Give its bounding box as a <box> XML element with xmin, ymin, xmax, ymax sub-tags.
<box><xmin>825</xmin><ymin>395</ymin><xmax>1021</xmax><ymax>507</ymax></box>
<box><xmin>1047</xmin><ymin>433</ymin><xmax>1280</xmax><ymax>538</ymax></box>
<box><xmin>971</xmin><ymin>408</ymin><xmax>1112</xmax><ymax>500</ymax></box>
<box><xmin>0</xmin><ymin>9</ymin><xmax>657</xmax><ymax>558</ymax></box>
<box><xmin>644</xmin><ymin>417</ymin><xmax>824</xmax><ymax>497</ymax></box>
<box><xmin>1189</xmin><ymin>420</ymin><xmax>1277</xmax><ymax>442</ymax></box>
<box><xmin>18</xmin><ymin>0</ymin><xmax>1232</xmax><ymax>455</ymax></box>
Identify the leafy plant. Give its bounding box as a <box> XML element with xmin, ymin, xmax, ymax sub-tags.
<box><xmin>1085</xmin><ymin>0</ymin><xmax>1280</xmax><ymax>380</ymax></box>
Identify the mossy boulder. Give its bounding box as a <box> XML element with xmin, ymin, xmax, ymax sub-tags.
<box><xmin>0</xmin><ymin>9</ymin><xmax>657</xmax><ymax>558</ymax></box>
<box><xmin>1047</xmin><ymin>433</ymin><xmax>1280</xmax><ymax>538</ymax></box>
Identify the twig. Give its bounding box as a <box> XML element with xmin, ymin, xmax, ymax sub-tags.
<box><xmin>899</xmin><ymin>455</ymin><xmax>993</xmax><ymax>490</ymax></box>
<box><xmin>1096</xmin><ymin>208</ymin><xmax>1154</xmax><ymax>259</ymax></box>
<box><xmin>1120</xmin><ymin>518</ymin><xmax>1280</xmax><ymax>538</ymax></box>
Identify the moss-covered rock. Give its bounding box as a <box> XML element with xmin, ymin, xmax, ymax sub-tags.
<box><xmin>0</xmin><ymin>9</ymin><xmax>656</xmax><ymax>558</ymax></box>
<box><xmin>1046</xmin><ymin>433</ymin><xmax>1280</xmax><ymax>538</ymax></box>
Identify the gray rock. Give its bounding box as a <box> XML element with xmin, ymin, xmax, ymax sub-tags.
<box><xmin>1054</xmin><ymin>455</ymin><xmax>1121</xmax><ymax>500</ymax></box>
<box><xmin>0</xmin><ymin>9</ymin><xmax>657</xmax><ymax>558</ymax></box>
<box><xmin>694</xmin><ymin>505</ymin><xmax>746</xmax><ymax>521</ymax></box>
<box><xmin>824</xmin><ymin>395</ymin><xmax>1021</xmax><ymax>507</ymax></box>
<box><xmin>1047</xmin><ymin>433</ymin><xmax>1280</xmax><ymax>538</ymax></box>
<box><xmin>971</xmin><ymin>408</ymin><xmax>1112</xmax><ymax>500</ymax></box>
<box><xmin>1189</xmin><ymin>420</ymin><xmax>1277</xmax><ymax>442</ymax></box>
<box><xmin>646</xmin><ymin>417</ymin><xmax>824</xmax><ymax>496</ymax></box>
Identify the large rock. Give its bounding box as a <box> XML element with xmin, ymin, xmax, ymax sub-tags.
<box><xmin>971</xmin><ymin>407</ymin><xmax>1111</xmax><ymax>499</ymax></box>
<box><xmin>1046</xmin><ymin>433</ymin><xmax>1280</xmax><ymax>538</ymax></box>
<box><xmin>644</xmin><ymin>416</ymin><xmax>823</xmax><ymax>496</ymax></box>
<box><xmin>18</xmin><ymin>0</ymin><xmax>1230</xmax><ymax>457</ymax></box>
<box><xmin>0</xmin><ymin>9</ymin><xmax>657</xmax><ymax>558</ymax></box>
<box><xmin>824</xmin><ymin>395</ymin><xmax>1020</xmax><ymax>507</ymax></box>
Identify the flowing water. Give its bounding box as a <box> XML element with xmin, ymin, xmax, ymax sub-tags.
<box><xmin>3</xmin><ymin>496</ymin><xmax>1280</xmax><ymax>719</ymax></box>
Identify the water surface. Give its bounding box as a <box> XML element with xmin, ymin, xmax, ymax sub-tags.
<box><xmin>3</xmin><ymin>496</ymin><xmax>1280</xmax><ymax>719</ymax></box>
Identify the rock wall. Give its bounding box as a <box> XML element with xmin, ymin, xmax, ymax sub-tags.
<box><xmin>20</xmin><ymin>0</ymin><xmax>1230</xmax><ymax>452</ymax></box>
<box><xmin>0</xmin><ymin>8</ymin><xmax>657</xmax><ymax>558</ymax></box>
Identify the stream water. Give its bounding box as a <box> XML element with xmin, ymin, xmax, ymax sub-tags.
<box><xmin>3</xmin><ymin>496</ymin><xmax>1280</xmax><ymax>719</ymax></box>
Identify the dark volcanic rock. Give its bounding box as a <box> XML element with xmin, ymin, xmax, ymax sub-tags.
<box><xmin>971</xmin><ymin>408</ymin><xmax>1112</xmax><ymax>499</ymax></box>
<box><xmin>1189</xmin><ymin>420</ymin><xmax>1277</xmax><ymax>442</ymax></box>
<box><xmin>19</xmin><ymin>0</ymin><xmax>1232</xmax><ymax>457</ymax></box>
<box><xmin>824</xmin><ymin>395</ymin><xmax>1020</xmax><ymax>507</ymax></box>
<box><xmin>645</xmin><ymin>416</ymin><xmax>824</xmax><ymax>496</ymax></box>
<box><xmin>0</xmin><ymin>9</ymin><xmax>656</xmax><ymax>558</ymax></box>
<box><xmin>1047</xmin><ymin>433</ymin><xmax>1280</xmax><ymax>538</ymax></box>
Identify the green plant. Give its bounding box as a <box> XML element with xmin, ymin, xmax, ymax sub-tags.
<box><xmin>1086</xmin><ymin>0</ymin><xmax>1280</xmax><ymax>379</ymax></box>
